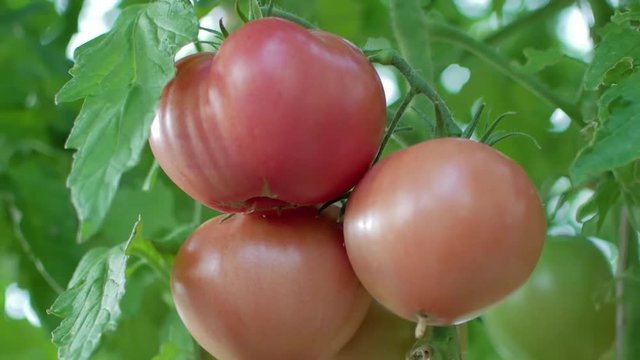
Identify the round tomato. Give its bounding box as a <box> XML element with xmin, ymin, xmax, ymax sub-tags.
<box><xmin>483</xmin><ymin>236</ymin><xmax>615</xmax><ymax>360</ymax></box>
<box><xmin>150</xmin><ymin>18</ymin><xmax>386</xmax><ymax>213</ymax></box>
<box><xmin>332</xmin><ymin>302</ymin><xmax>415</xmax><ymax>360</ymax></box>
<box><xmin>171</xmin><ymin>208</ymin><xmax>371</xmax><ymax>360</ymax></box>
<box><xmin>343</xmin><ymin>138</ymin><xmax>546</xmax><ymax>325</ymax></box>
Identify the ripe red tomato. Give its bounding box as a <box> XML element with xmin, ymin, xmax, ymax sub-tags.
<box><xmin>483</xmin><ymin>236</ymin><xmax>615</xmax><ymax>360</ymax></box>
<box><xmin>171</xmin><ymin>208</ymin><xmax>371</xmax><ymax>360</ymax></box>
<box><xmin>150</xmin><ymin>18</ymin><xmax>386</xmax><ymax>213</ymax></box>
<box><xmin>343</xmin><ymin>138</ymin><xmax>546</xmax><ymax>325</ymax></box>
<box><xmin>332</xmin><ymin>302</ymin><xmax>415</xmax><ymax>360</ymax></box>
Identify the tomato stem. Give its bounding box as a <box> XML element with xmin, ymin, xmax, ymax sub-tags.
<box><xmin>260</xmin><ymin>7</ymin><xmax>316</xmax><ymax>28</ymax></box>
<box><xmin>462</xmin><ymin>103</ymin><xmax>485</xmax><ymax>138</ymax></box>
<box><xmin>367</xmin><ymin>49</ymin><xmax>455</xmax><ymax>138</ymax></box>
<box><xmin>408</xmin><ymin>322</ymin><xmax>464</xmax><ymax>360</ymax></box>
<box><xmin>425</xmin><ymin>21</ymin><xmax>584</xmax><ymax>126</ymax></box>
<box><xmin>415</xmin><ymin>313</ymin><xmax>429</xmax><ymax>338</ymax></box>
<box><xmin>478</xmin><ymin>111</ymin><xmax>516</xmax><ymax>143</ymax></box>
<box><xmin>374</xmin><ymin>89</ymin><xmax>416</xmax><ymax>163</ymax></box>
<box><xmin>318</xmin><ymin>190</ymin><xmax>351</xmax><ymax>214</ymax></box>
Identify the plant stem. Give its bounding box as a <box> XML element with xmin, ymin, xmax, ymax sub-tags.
<box><xmin>408</xmin><ymin>325</ymin><xmax>463</xmax><ymax>360</ymax></box>
<box><xmin>426</xmin><ymin>21</ymin><xmax>584</xmax><ymax>126</ymax></box>
<box><xmin>368</xmin><ymin>49</ymin><xmax>454</xmax><ymax>136</ymax></box>
<box><xmin>260</xmin><ymin>7</ymin><xmax>316</xmax><ymax>28</ymax></box>
<box><xmin>616</xmin><ymin>205</ymin><xmax>630</xmax><ymax>360</ymax></box>
<box><xmin>374</xmin><ymin>89</ymin><xmax>416</xmax><ymax>163</ymax></box>
<box><xmin>484</xmin><ymin>0</ymin><xmax>573</xmax><ymax>45</ymax></box>
<box><xmin>586</xmin><ymin>0</ymin><xmax>614</xmax><ymax>39</ymax></box>
<box><xmin>7</xmin><ymin>202</ymin><xmax>64</xmax><ymax>294</ymax></box>
<box><xmin>390</xmin><ymin>0</ymin><xmax>433</xmax><ymax>81</ymax></box>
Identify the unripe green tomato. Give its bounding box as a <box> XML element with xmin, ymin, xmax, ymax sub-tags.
<box><xmin>483</xmin><ymin>236</ymin><xmax>615</xmax><ymax>360</ymax></box>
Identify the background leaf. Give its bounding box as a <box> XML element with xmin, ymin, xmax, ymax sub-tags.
<box><xmin>57</xmin><ymin>0</ymin><xmax>198</xmax><ymax>242</ymax></box>
<box><xmin>2</xmin><ymin>0</ymin><xmax>640</xmax><ymax>359</ymax></box>
<box><xmin>584</xmin><ymin>10</ymin><xmax>640</xmax><ymax>89</ymax></box>
<box><xmin>47</xmin><ymin>220</ymin><xmax>140</xmax><ymax>360</ymax></box>
<box><xmin>571</xmin><ymin>71</ymin><xmax>640</xmax><ymax>184</ymax></box>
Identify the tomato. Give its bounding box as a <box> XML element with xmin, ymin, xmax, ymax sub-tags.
<box><xmin>150</xmin><ymin>18</ymin><xmax>386</xmax><ymax>213</ymax></box>
<box><xmin>482</xmin><ymin>236</ymin><xmax>615</xmax><ymax>360</ymax></box>
<box><xmin>343</xmin><ymin>138</ymin><xmax>546</xmax><ymax>325</ymax></box>
<box><xmin>171</xmin><ymin>208</ymin><xmax>371</xmax><ymax>360</ymax></box>
<box><xmin>332</xmin><ymin>302</ymin><xmax>415</xmax><ymax>360</ymax></box>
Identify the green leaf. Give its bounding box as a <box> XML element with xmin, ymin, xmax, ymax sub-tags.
<box><xmin>56</xmin><ymin>0</ymin><xmax>198</xmax><ymax>242</ymax></box>
<box><xmin>578</xmin><ymin>175</ymin><xmax>621</xmax><ymax>233</ymax></box>
<box><xmin>519</xmin><ymin>47</ymin><xmax>565</xmax><ymax>74</ymax></box>
<box><xmin>153</xmin><ymin>312</ymin><xmax>199</xmax><ymax>360</ymax></box>
<box><xmin>249</xmin><ymin>0</ymin><xmax>263</xmax><ymax>20</ymax></box>
<box><xmin>570</xmin><ymin>71</ymin><xmax>640</xmax><ymax>184</ymax></box>
<box><xmin>101</xmin><ymin>180</ymin><xmax>177</xmax><ymax>245</ymax></box>
<box><xmin>47</xmin><ymin>220</ymin><xmax>143</xmax><ymax>360</ymax></box>
<box><xmin>615</xmin><ymin>161</ymin><xmax>640</xmax><ymax>210</ymax></box>
<box><xmin>584</xmin><ymin>10</ymin><xmax>640</xmax><ymax>89</ymax></box>
<box><xmin>389</xmin><ymin>0</ymin><xmax>432</xmax><ymax>80</ymax></box>
<box><xmin>314</xmin><ymin>0</ymin><xmax>363</xmax><ymax>43</ymax></box>
<box><xmin>126</xmin><ymin>226</ymin><xmax>172</xmax><ymax>283</ymax></box>
<box><xmin>388</xmin><ymin>0</ymin><xmax>461</xmax><ymax>137</ymax></box>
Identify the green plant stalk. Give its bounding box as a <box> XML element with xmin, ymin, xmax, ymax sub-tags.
<box><xmin>7</xmin><ymin>202</ymin><xmax>64</xmax><ymax>294</ymax></box>
<box><xmin>586</xmin><ymin>0</ymin><xmax>614</xmax><ymax>38</ymax></box>
<box><xmin>374</xmin><ymin>89</ymin><xmax>416</xmax><ymax>163</ymax></box>
<box><xmin>426</xmin><ymin>21</ymin><xmax>583</xmax><ymax>125</ymax></box>
<box><xmin>390</xmin><ymin>0</ymin><xmax>433</xmax><ymax>81</ymax></box>
<box><xmin>368</xmin><ymin>49</ymin><xmax>454</xmax><ymax>137</ymax></box>
<box><xmin>261</xmin><ymin>7</ymin><xmax>315</xmax><ymax>28</ymax></box>
<box><xmin>616</xmin><ymin>206</ymin><xmax>630</xmax><ymax>360</ymax></box>
<box><xmin>617</xmin><ymin>201</ymin><xmax>640</xmax><ymax>360</ymax></box>
<box><xmin>407</xmin><ymin>326</ymin><xmax>463</xmax><ymax>360</ymax></box>
<box><xmin>483</xmin><ymin>0</ymin><xmax>573</xmax><ymax>45</ymax></box>
<box><xmin>127</xmin><ymin>239</ymin><xmax>172</xmax><ymax>285</ymax></box>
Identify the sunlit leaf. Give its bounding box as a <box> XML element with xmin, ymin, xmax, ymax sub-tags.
<box><xmin>56</xmin><ymin>0</ymin><xmax>198</xmax><ymax>242</ymax></box>
<box><xmin>48</xmin><ymin>220</ymin><xmax>142</xmax><ymax>360</ymax></box>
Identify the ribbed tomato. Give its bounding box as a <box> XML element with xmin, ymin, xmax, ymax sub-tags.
<box><xmin>343</xmin><ymin>138</ymin><xmax>546</xmax><ymax>325</ymax></box>
<box><xmin>150</xmin><ymin>18</ymin><xmax>386</xmax><ymax>213</ymax></box>
<box><xmin>171</xmin><ymin>208</ymin><xmax>371</xmax><ymax>360</ymax></box>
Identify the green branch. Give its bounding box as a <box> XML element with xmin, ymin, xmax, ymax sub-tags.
<box><xmin>368</xmin><ymin>49</ymin><xmax>455</xmax><ymax>135</ymax></box>
<box><xmin>483</xmin><ymin>0</ymin><xmax>573</xmax><ymax>44</ymax></box>
<box><xmin>426</xmin><ymin>21</ymin><xmax>584</xmax><ymax>125</ymax></box>
<box><xmin>374</xmin><ymin>89</ymin><xmax>416</xmax><ymax>163</ymax></box>
<box><xmin>261</xmin><ymin>7</ymin><xmax>316</xmax><ymax>28</ymax></box>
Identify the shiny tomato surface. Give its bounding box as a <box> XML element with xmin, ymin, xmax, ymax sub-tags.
<box><xmin>150</xmin><ymin>18</ymin><xmax>386</xmax><ymax>212</ymax></box>
<box><xmin>343</xmin><ymin>138</ymin><xmax>546</xmax><ymax>325</ymax></box>
<box><xmin>172</xmin><ymin>208</ymin><xmax>371</xmax><ymax>360</ymax></box>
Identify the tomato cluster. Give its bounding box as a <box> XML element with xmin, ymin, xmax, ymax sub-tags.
<box><xmin>152</xmin><ymin>18</ymin><xmax>548</xmax><ymax>359</ymax></box>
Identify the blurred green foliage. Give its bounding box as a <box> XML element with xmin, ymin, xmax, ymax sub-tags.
<box><xmin>0</xmin><ymin>0</ymin><xmax>639</xmax><ymax>359</ymax></box>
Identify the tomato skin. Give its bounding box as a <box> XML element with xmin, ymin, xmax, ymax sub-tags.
<box><xmin>343</xmin><ymin>138</ymin><xmax>546</xmax><ymax>325</ymax></box>
<box><xmin>332</xmin><ymin>302</ymin><xmax>414</xmax><ymax>360</ymax></box>
<box><xmin>171</xmin><ymin>208</ymin><xmax>371</xmax><ymax>360</ymax></box>
<box><xmin>150</xmin><ymin>18</ymin><xmax>386</xmax><ymax>213</ymax></box>
<box><xmin>483</xmin><ymin>237</ymin><xmax>615</xmax><ymax>360</ymax></box>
